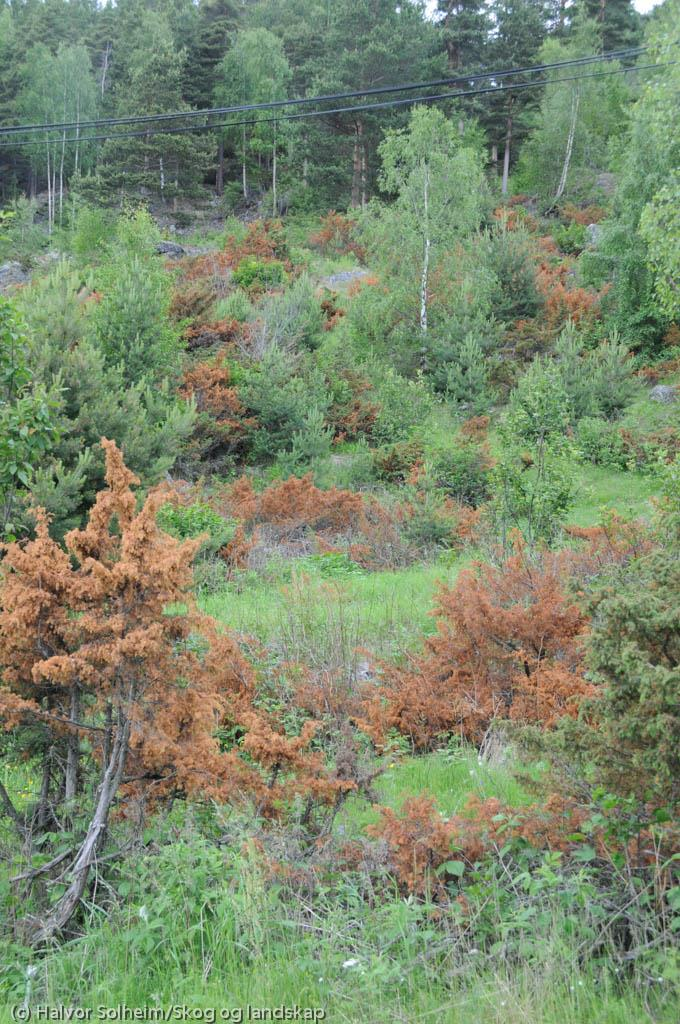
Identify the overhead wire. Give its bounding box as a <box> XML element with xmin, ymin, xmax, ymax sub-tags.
<box><xmin>0</xmin><ymin>58</ymin><xmax>671</xmax><ymax>151</ymax></box>
<box><xmin>0</xmin><ymin>43</ymin><xmax>651</xmax><ymax>140</ymax></box>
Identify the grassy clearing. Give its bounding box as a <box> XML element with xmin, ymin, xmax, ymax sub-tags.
<box><xmin>337</xmin><ymin>747</ymin><xmax>537</xmax><ymax>835</ymax></box>
<box><xmin>568</xmin><ymin>463</ymin><xmax>660</xmax><ymax>526</ymax></box>
<box><xmin>200</xmin><ymin>558</ymin><xmax>469</xmax><ymax>661</ymax></box>
<box><xmin>1</xmin><ymin>807</ymin><xmax>674</xmax><ymax>1024</ymax></box>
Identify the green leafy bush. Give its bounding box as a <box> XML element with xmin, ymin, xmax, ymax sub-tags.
<box><xmin>157</xmin><ymin>501</ymin><xmax>236</xmax><ymax>560</ymax></box>
<box><xmin>553</xmin><ymin>221</ymin><xmax>587</xmax><ymax>255</ymax></box>
<box><xmin>367</xmin><ymin>366</ymin><xmax>434</xmax><ymax>446</ymax></box>
<box><xmin>425</xmin><ymin>443</ymin><xmax>492</xmax><ymax>508</ymax></box>
<box><xmin>232</xmin><ymin>256</ymin><xmax>286</xmax><ymax>290</ymax></box>
<box><xmin>575</xmin><ymin>417</ymin><xmax>628</xmax><ymax>469</ymax></box>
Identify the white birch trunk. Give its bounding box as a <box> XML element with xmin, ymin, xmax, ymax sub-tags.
<box><xmin>554</xmin><ymin>90</ymin><xmax>580</xmax><ymax>203</ymax></box>
<box><xmin>420</xmin><ymin>162</ymin><xmax>430</xmax><ymax>334</ymax></box>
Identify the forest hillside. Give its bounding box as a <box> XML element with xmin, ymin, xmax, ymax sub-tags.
<box><xmin>0</xmin><ymin>1</ymin><xmax>679</xmax><ymax>1021</ymax></box>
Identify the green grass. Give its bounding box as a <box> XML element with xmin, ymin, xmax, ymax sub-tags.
<box><xmin>568</xmin><ymin>462</ymin><xmax>660</xmax><ymax>526</ymax></box>
<box><xmin>200</xmin><ymin>558</ymin><xmax>468</xmax><ymax>661</ymax></box>
<box><xmin>337</xmin><ymin>747</ymin><xmax>537</xmax><ymax>836</ymax></box>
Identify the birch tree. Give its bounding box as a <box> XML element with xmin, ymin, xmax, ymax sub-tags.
<box><xmin>18</xmin><ymin>44</ymin><xmax>98</xmax><ymax>231</ymax></box>
<box><xmin>377</xmin><ymin>106</ymin><xmax>487</xmax><ymax>335</ymax></box>
<box><xmin>215</xmin><ymin>29</ymin><xmax>292</xmax><ymax>207</ymax></box>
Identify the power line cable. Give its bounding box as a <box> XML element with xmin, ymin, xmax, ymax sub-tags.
<box><xmin>0</xmin><ymin>44</ymin><xmax>650</xmax><ymax>139</ymax></box>
<box><xmin>0</xmin><ymin>59</ymin><xmax>670</xmax><ymax>151</ymax></box>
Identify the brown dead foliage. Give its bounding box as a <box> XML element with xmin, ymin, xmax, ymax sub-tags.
<box><xmin>216</xmin><ymin>473</ymin><xmax>402</xmax><ymax>571</ymax></box>
<box><xmin>0</xmin><ymin>440</ymin><xmax>348</xmax><ymax>818</ymax></box>
<box><xmin>358</xmin><ymin>541</ymin><xmax>599</xmax><ymax>751</ymax></box>
<box><xmin>183</xmin><ymin>317</ymin><xmax>249</xmax><ymax>352</ymax></box>
<box><xmin>368</xmin><ymin>792</ymin><xmax>591</xmax><ymax>897</ymax></box>
<box><xmin>308</xmin><ymin>211</ymin><xmax>366</xmax><ymax>262</ymax></box>
<box><xmin>184</xmin><ymin>220</ymin><xmax>292</xmax><ymax>285</ymax></box>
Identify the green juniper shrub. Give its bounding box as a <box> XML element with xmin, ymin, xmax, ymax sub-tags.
<box><xmin>0</xmin><ymin>298</ymin><xmax>56</xmax><ymax>539</ymax></box>
<box><xmin>280</xmin><ymin>406</ymin><xmax>334</xmax><ymax>472</ymax></box>
<box><xmin>562</xmin><ymin>464</ymin><xmax>680</xmax><ymax>808</ymax></box>
<box><xmin>20</xmin><ymin>264</ymin><xmax>194</xmax><ymax>537</ymax></box>
<box><xmin>213</xmin><ymin>290</ymin><xmax>254</xmax><ymax>323</ymax></box>
<box><xmin>485</xmin><ymin>224</ymin><xmax>542</xmax><ymax>322</ymax></box>
<box><xmin>253</xmin><ymin>273</ymin><xmax>325</xmax><ymax>353</ymax></box>
<box><xmin>90</xmin><ymin>254</ymin><xmax>184</xmax><ymax>387</ymax></box>
<box><xmin>444</xmin><ymin>332</ymin><xmax>495</xmax><ymax>414</ymax></box>
<box><xmin>553</xmin><ymin>323</ymin><xmax>638</xmax><ymax>423</ymax></box>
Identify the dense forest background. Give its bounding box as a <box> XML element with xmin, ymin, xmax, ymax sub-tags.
<box><xmin>0</xmin><ymin>0</ymin><xmax>649</xmax><ymax>211</ymax></box>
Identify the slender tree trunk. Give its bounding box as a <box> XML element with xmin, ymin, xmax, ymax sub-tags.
<box><xmin>216</xmin><ymin>137</ymin><xmax>224</xmax><ymax>195</ymax></box>
<box><xmin>100</xmin><ymin>41</ymin><xmax>111</xmax><ymax>99</ymax></box>
<box><xmin>64</xmin><ymin>686</ymin><xmax>80</xmax><ymax>804</ymax></box>
<box><xmin>74</xmin><ymin>94</ymin><xmax>80</xmax><ymax>178</ymax></box>
<box><xmin>242</xmin><ymin>126</ymin><xmax>247</xmax><ymax>198</ymax></box>
<box><xmin>360</xmin><ymin>134</ymin><xmax>367</xmax><ymax>209</ymax></box>
<box><xmin>501</xmin><ymin>107</ymin><xmax>513</xmax><ymax>196</ymax></box>
<box><xmin>159</xmin><ymin>156</ymin><xmax>165</xmax><ymax>202</ymax></box>
<box><xmin>59</xmin><ymin>131</ymin><xmax>65</xmax><ymax>227</ymax></box>
<box><xmin>272</xmin><ymin>123</ymin><xmax>277</xmax><ymax>216</ymax></box>
<box><xmin>554</xmin><ymin>90</ymin><xmax>580</xmax><ymax>203</ymax></box>
<box><xmin>45</xmin><ymin>141</ymin><xmax>53</xmax><ymax>235</ymax></box>
<box><xmin>420</xmin><ymin>162</ymin><xmax>430</xmax><ymax>334</ymax></box>
<box><xmin>350</xmin><ymin>120</ymin><xmax>362</xmax><ymax>208</ymax></box>
<box><xmin>491</xmin><ymin>143</ymin><xmax>498</xmax><ymax>175</ymax></box>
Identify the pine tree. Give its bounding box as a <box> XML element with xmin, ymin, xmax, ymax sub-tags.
<box><xmin>485</xmin><ymin>0</ymin><xmax>548</xmax><ymax>193</ymax></box>
<box><xmin>582</xmin><ymin>0</ymin><xmax>642</xmax><ymax>53</ymax></box>
<box><xmin>97</xmin><ymin>10</ymin><xmax>211</xmax><ymax>202</ymax></box>
<box><xmin>437</xmin><ymin>1</ymin><xmax>492</xmax><ymax>71</ymax></box>
<box><xmin>186</xmin><ymin>0</ymin><xmax>239</xmax><ymax>109</ymax></box>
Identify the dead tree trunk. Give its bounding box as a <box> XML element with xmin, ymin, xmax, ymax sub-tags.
<box><xmin>22</xmin><ymin>711</ymin><xmax>131</xmax><ymax>947</ymax></box>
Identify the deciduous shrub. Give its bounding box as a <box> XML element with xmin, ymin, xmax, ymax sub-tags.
<box><xmin>232</xmin><ymin>256</ymin><xmax>287</xmax><ymax>291</ymax></box>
